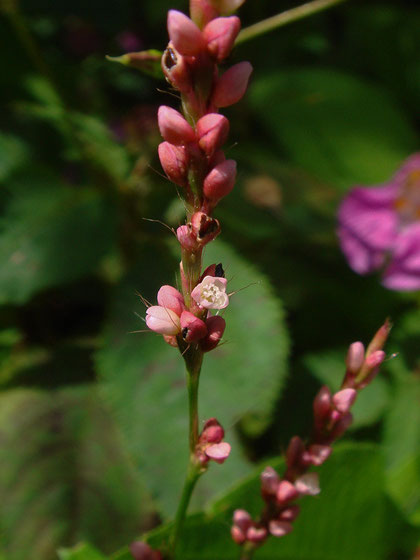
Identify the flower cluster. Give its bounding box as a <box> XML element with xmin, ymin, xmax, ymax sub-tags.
<box><xmin>231</xmin><ymin>321</ymin><xmax>390</xmax><ymax>551</ymax></box>
<box><xmin>196</xmin><ymin>417</ymin><xmax>231</xmax><ymax>465</ymax></box>
<box><xmin>338</xmin><ymin>153</ymin><xmax>420</xmax><ymax>291</ymax></box>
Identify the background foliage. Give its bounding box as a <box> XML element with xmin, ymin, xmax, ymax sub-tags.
<box><xmin>0</xmin><ymin>0</ymin><xmax>419</xmax><ymax>558</ymax></box>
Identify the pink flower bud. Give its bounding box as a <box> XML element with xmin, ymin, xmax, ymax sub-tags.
<box><xmin>231</xmin><ymin>524</ymin><xmax>246</xmax><ymax>545</ymax></box>
<box><xmin>161</xmin><ymin>44</ymin><xmax>192</xmax><ymax>92</ymax></box>
<box><xmin>268</xmin><ymin>520</ymin><xmax>293</xmax><ymax>538</ymax></box>
<box><xmin>177</xmin><ymin>224</ymin><xmax>198</xmax><ymax>251</ymax></box>
<box><xmin>200</xmin><ymin>315</ymin><xmax>226</xmax><ymax>351</ymax></box>
<box><xmin>313</xmin><ymin>386</ymin><xmax>332</xmax><ymax>426</ymax></box>
<box><xmin>295</xmin><ymin>472</ymin><xmax>320</xmax><ymax>496</ymax></box>
<box><xmin>212</xmin><ymin>61</ymin><xmax>253</xmax><ymax>108</ymax></box>
<box><xmin>246</xmin><ymin>526</ymin><xmax>268</xmax><ymax>544</ymax></box>
<box><xmin>130</xmin><ymin>542</ymin><xmax>162</xmax><ymax>560</ymax></box>
<box><xmin>191</xmin><ymin>276</ymin><xmax>229</xmax><ymax>309</ymax></box>
<box><xmin>203</xmin><ymin>159</ymin><xmax>237</xmax><ymax>202</ymax></box>
<box><xmin>333</xmin><ymin>388</ymin><xmax>357</xmax><ymax>414</ymax></box>
<box><xmin>346</xmin><ymin>341</ymin><xmax>365</xmax><ymax>376</ymax></box>
<box><xmin>286</xmin><ymin>435</ymin><xmax>305</xmax><ymax>469</ymax></box>
<box><xmin>158</xmin><ymin>106</ymin><xmax>196</xmax><ymax>145</ymax></box>
<box><xmin>191</xmin><ymin>212</ymin><xmax>221</xmax><ymax>244</ymax></box>
<box><xmin>305</xmin><ymin>444</ymin><xmax>331</xmax><ymax>466</ymax></box>
<box><xmin>330</xmin><ymin>411</ymin><xmax>353</xmax><ymax>440</ymax></box>
<box><xmin>200</xmin><ymin>417</ymin><xmax>225</xmax><ymax>443</ymax></box>
<box><xmin>205</xmin><ymin>441</ymin><xmax>231</xmax><ymax>463</ymax></box>
<box><xmin>158</xmin><ymin>142</ymin><xmax>189</xmax><ymax>187</ymax></box>
<box><xmin>196</xmin><ymin>113</ymin><xmax>230</xmax><ymax>156</ymax></box>
<box><xmin>203</xmin><ymin>16</ymin><xmax>241</xmax><ymax>62</ymax></box>
<box><xmin>365</xmin><ymin>349</ymin><xmax>386</xmax><ymax>369</ymax></box>
<box><xmin>233</xmin><ymin>509</ymin><xmax>252</xmax><ymax>531</ymax></box>
<box><xmin>279</xmin><ymin>505</ymin><xmax>300</xmax><ymax>522</ymax></box>
<box><xmin>167</xmin><ymin>10</ymin><xmax>206</xmax><ymax>56</ymax></box>
<box><xmin>157</xmin><ymin>285</ymin><xmax>185</xmax><ymax>316</ymax></box>
<box><xmin>366</xmin><ymin>319</ymin><xmax>391</xmax><ymax>355</ymax></box>
<box><xmin>145</xmin><ymin>306</ymin><xmax>181</xmax><ymax>335</ymax></box>
<box><xmin>261</xmin><ymin>466</ymin><xmax>280</xmax><ymax>497</ymax></box>
<box><xmin>180</xmin><ymin>310</ymin><xmax>207</xmax><ymax>342</ymax></box>
<box><xmin>276</xmin><ymin>480</ymin><xmax>299</xmax><ymax>504</ymax></box>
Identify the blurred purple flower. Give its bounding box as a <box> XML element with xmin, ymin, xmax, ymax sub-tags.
<box><xmin>116</xmin><ymin>31</ymin><xmax>143</xmax><ymax>52</ymax></box>
<box><xmin>337</xmin><ymin>153</ymin><xmax>420</xmax><ymax>291</ymax></box>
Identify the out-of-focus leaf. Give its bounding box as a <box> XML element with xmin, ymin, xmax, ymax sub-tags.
<box><xmin>0</xmin><ymin>133</ymin><xmax>28</xmax><ymax>182</ymax></box>
<box><xmin>112</xmin><ymin>443</ymin><xmax>399</xmax><ymax>560</ymax></box>
<box><xmin>96</xmin><ymin>240</ymin><xmax>289</xmax><ymax>517</ymax></box>
<box><xmin>303</xmin><ymin>348</ymin><xmax>390</xmax><ymax>429</ymax></box>
<box><xmin>249</xmin><ymin>68</ymin><xmax>419</xmax><ymax>189</ymax></box>
<box><xmin>0</xmin><ymin>174</ymin><xmax>116</xmax><ymax>304</ymax></box>
<box><xmin>0</xmin><ymin>387</ymin><xmax>150</xmax><ymax>560</ymax></box>
<box><xmin>58</xmin><ymin>543</ymin><xmax>106</xmax><ymax>560</ymax></box>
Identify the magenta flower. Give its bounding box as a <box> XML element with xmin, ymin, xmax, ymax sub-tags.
<box><xmin>337</xmin><ymin>153</ymin><xmax>420</xmax><ymax>290</ymax></box>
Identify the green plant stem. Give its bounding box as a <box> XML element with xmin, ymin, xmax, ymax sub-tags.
<box><xmin>169</xmin><ymin>349</ymin><xmax>203</xmax><ymax>558</ymax></box>
<box><xmin>235</xmin><ymin>0</ymin><xmax>347</xmax><ymax>45</ymax></box>
<box><xmin>239</xmin><ymin>544</ymin><xmax>257</xmax><ymax>560</ymax></box>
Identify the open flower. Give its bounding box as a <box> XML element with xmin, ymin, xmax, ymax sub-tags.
<box><xmin>337</xmin><ymin>153</ymin><xmax>420</xmax><ymax>291</ymax></box>
<box><xmin>191</xmin><ymin>275</ymin><xmax>229</xmax><ymax>309</ymax></box>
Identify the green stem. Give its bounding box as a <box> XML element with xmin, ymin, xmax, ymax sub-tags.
<box><xmin>239</xmin><ymin>544</ymin><xmax>257</xmax><ymax>560</ymax></box>
<box><xmin>235</xmin><ymin>0</ymin><xmax>347</xmax><ymax>45</ymax></box>
<box><xmin>169</xmin><ymin>349</ymin><xmax>203</xmax><ymax>558</ymax></box>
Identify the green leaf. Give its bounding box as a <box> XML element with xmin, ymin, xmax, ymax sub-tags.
<box><xmin>113</xmin><ymin>444</ymin><xmax>398</xmax><ymax>560</ymax></box>
<box><xmin>0</xmin><ymin>172</ymin><xmax>116</xmax><ymax>304</ymax></box>
<box><xmin>96</xmin><ymin>240</ymin><xmax>289</xmax><ymax>517</ymax></box>
<box><xmin>0</xmin><ymin>387</ymin><xmax>150</xmax><ymax>560</ymax></box>
<box><xmin>0</xmin><ymin>133</ymin><xmax>28</xmax><ymax>182</ymax></box>
<box><xmin>249</xmin><ymin>68</ymin><xmax>419</xmax><ymax>189</ymax></box>
<box><xmin>107</xmin><ymin>50</ymin><xmax>164</xmax><ymax>80</ymax></box>
<box><xmin>58</xmin><ymin>543</ymin><xmax>106</xmax><ymax>560</ymax></box>
<box><xmin>303</xmin><ymin>348</ymin><xmax>390</xmax><ymax>429</ymax></box>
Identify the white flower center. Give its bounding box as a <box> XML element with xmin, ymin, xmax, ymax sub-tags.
<box><xmin>201</xmin><ymin>283</ymin><xmax>225</xmax><ymax>306</ymax></box>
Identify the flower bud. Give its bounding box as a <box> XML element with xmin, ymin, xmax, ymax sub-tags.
<box><xmin>330</xmin><ymin>411</ymin><xmax>353</xmax><ymax>440</ymax></box>
<box><xmin>268</xmin><ymin>520</ymin><xmax>293</xmax><ymax>538</ymax></box>
<box><xmin>203</xmin><ymin>16</ymin><xmax>241</xmax><ymax>62</ymax></box>
<box><xmin>177</xmin><ymin>224</ymin><xmax>198</xmax><ymax>251</ymax></box>
<box><xmin>231</xmin><ymin>524</ymin><xmax>246</xmax><ymax>545</ymax></box>
<box><xmin>276</xmin><ymin>480</ymin><xmax>298</xmax><ymax>505</ymax></box>
<box><xmin>163</xmin><ymin>334</ymin><xmax>178</xmax><ymax>348</ymax></box>
<box><xmin>233</xmin><ymin>509</ymin><xmax>252</xmax><ymax>531</ymax></box>
<box><xmin>203</xmin><ymin>159</ymin><xmax>237</xmax><ymax>202</ymax></box>
<box><xmin>208</xmin><ymin>149</ymin><xmax>226</xmax><ymax>168</ymax></box>
<box><xmin>180</xmin><ymin>310</ymin><xmax>207</xmax><ymax>342</ymax></box>
<box><xmin>205</xmin><ymin>441</ymin><xmax>231</xmax><ymax>463</ymax></box>
<box><xmin>212</xmin><ymin>61</ymin><xmax>253</xmax><ymax>107</ymax></box>
<box><xmin>197</xmin><ymin>113</ymin><xmax>230</xmax><ymax>156</ymax></box>
<box><xmin>332</xmin><ymin>388</ymin><xmax>357</xmax><ymax>414</ymax></box>
<box><xmin>158</xmin><ymin>142</ymin><xmax>189</xmax><ymax>186</ymax></box>
<box><xmin>246</xmin><ymin>526</ymin><xmax>268</xmax><ymax>544</ymax></box>
<box><xmin>130</xmin><ymin>542</ymin><xmax>162</xmax><ymax>560</ymax></box>
<box><xmin>285</xmin><ymin>435</ymin><xmax>305</xmax><ymax>469</ymax></box>
<box><xmin>200</xmin><ymin>417</ymin><xmax>225</xmax><ymax>443</ymax></box>
<box><xmin>191</xmin><ymin>211</ymin><xmax>221</xmax><ymax>244</ymax></box>
<box><xmin>158</xmin><ymin>106</ymin><xmax>196</xmax><ymax>145</ymax></box>
<box><xmin>167</xmin><ymin>10</ymin><xmax>206</xmax><ymax>56</ymax></box>
<box><xmin>261</xmin><ymin>466</ymin><xmax>280</xmax><ymax>497</ymax></box>
<box><xmin>345</xmin><ymin>341</ymin><xmax>365</xmax><ymax>376</ymax></box>
<box><xmin>200</xmin><ymin>315</ymin><xmax>226</xmax><ymax>351</ymax></box>
<box><xmin>295</xmin><ymin>472</ymin><xmax>320</xmax><ymax>496</ymax></box>
<box><xmin>190</xmin><ymin>0</ymin><xmax>219</xmax><ymax>28</ymax></box>
<box><xmin>313</xmin><ymin>386</ymin><xmax>332</xmax><ymax>426</ymax></box>
<box><xmin>157</xmin><ymin>285</ymin><xmax>185</xmax><ymax>316</ymax></box>
<box><xmin>365</xmin><ymin>349</ymin><xmax>386</xmax><ymax>369</ymax></box>
<box><xmin>161</xmin><ymin>44</ymin><xmax>192</xmax><ymax>92</ymax></box>
<box><xmin>279</xmin><ymin>505</ymin><xmax>300</xmax><ymax>522</ymax></box>
<box><xmin>366</xmin><ymin>319</ymin><xmax>391</xmax><ymax>355</ymax></box>
<box><xmin>145</xmin><ymin>306</ymin><xmax>181</xmax><ymax>335</ymax></box>
<box><xmin>304</xmin><ymin>444</ymin><xmax>331</xmax><ymax>466</ymax></box>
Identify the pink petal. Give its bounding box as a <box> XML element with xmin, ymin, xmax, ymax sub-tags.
<box><xmin>383</xmin><ymin>223</ymin><xmax>420</xmax><ymax>290</ymax></box>
<box><xmin>145</xmin><ymin>306</ymin><xmax>181</xmax><ymax>335</ymax></box>
<box><xmin>295</xmin><ymin>473</ymin><xmax>320</xmax><ymax>496</ymax></box>
<box><xmin>205</xmin><ymin>442</ymin><xmax>231</xmax><ymax>463</ymax></box>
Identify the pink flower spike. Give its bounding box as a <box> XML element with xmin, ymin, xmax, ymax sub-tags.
<box><xmin>260</xmin><ymin>466</ymin><xmax>280</xmax><ymax>496</ymax></box>
<box><xmin>203</xmin><ymin>16</ymin><xmax>241</xmax><ymax>62</ymax></box>
<box><xmin>333</xmin><ymin>388</ymin><xmax>357</xmax><ymax>414</ymax></box>
<box><xmin>203</xmin><ymin>159</ymin><xmax>237</xmax><ymax>202</ymax></box>
<box><xmin>130</xmin><ymin>542</ymin><xmax>162</xmax><ymax>560</ymax></box>
<box><xmin>212</xmin><ymin>61</ymin><xmax>253</xmax><ymax>108</ymax></box>
<box><xmin>158</xmin><ymin>142</ymin><xmax>189</xmax><ymax>186</ymax></box>
<box><xmin>191</xmin><ymin>275</ymin><xmax>229</xmax><ymax>309</ymax></box>
<box><xmin>246</xmin><ymin>526</ymin><xmax>268</xmax><ymax>544</ymax></box>
<box><xmin>196</xmin><ymin>113</ymin><xmax>230</xmax><ymax>156</ymax></box>
<box><xmin>180</xmin><ymin>310</ymin><xmax>207</xmax><ymax>342</ymax></box>
<box><xmin>158</xmin><ymin>106</ymin><xmax>196</xmax><ymax>146</ymax></box>
<box><xmin>268</xmin><ymin>520</ymin><xmax>293</xmax><ymax>538</ymax></box>
<box><xmin>276</xmin><ymin>480</ymin><xmax>299</xmax><ymax>504</ymax></box>
<box><xmin>157</xmin><ymin>285</ymin><xmax>185</xmax><ymax>316</ymax></box>
<box><xmin>167</xmin><ymin>10</ymin><xmax>205</xmax><ymax>56</ymax></box>
<box><xmin>205</xmin><ymin>441</ymin><xmax>231</xmax><ymax>463</ymax></box>
<box><xmin>200</xmin><ymin>315</ymin><xmax>226</xmax><ymax>352</ymax></box>
<box><xmin>295</xmin><ymin>473</ymin><xmax>320</xmax><ymax>496</ymax></box>
<box><xmin>346</xmin><ymin>341</ymin><xmax>365</xmax><ymax>376</ymax></box>
<box><xmin>145</xmin><ymin>306</ymin><xmax>181</xmax><ymax>335</ymax></box>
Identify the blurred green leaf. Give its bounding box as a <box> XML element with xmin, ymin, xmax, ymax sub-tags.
<box><xmin>303</xmin><ymin>348</ymin><xmax>390</xmax><ymax>429</ymax></box>
<box><xmin>0</xmin><ymin>387</ymin><xmax>150</xmax><ymax>560</ymax></box>
<box><xmin>96</xmin><ymin>240</ymin><xmax>289</xmax><ymax>517</ymax></box>
<box><xmin>249</xmin><ymin>68</ymin><xmax>419</xmax><ymax>189</ymax></box>
<box><xmin>0</xmin><ymin>133</ymin><xmax>28</xmax><ymax>182</ymax></box>
<box><xmin>0</xmin><ymin>174</ymin><xmax>116</xmax><ymax>304</ymax></box>
<box><xmin>112</xmin><ymin>443</ymin><xmax>398</xmax><ymax>559</ymax></box>
<box><xmin>58</xmin><ymin>543</ymin><xmax>106</xmax><ymax>560</ymax></box>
